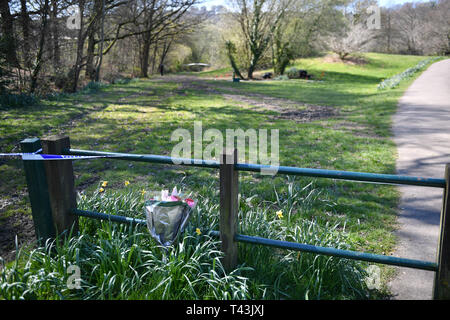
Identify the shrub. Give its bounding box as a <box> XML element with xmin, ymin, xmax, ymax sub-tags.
<box><xmin>81</xmin><ymin>81</ymin><xmax>109</xmax><ymax>93</ymax></box>
<box><xmin>113</xmin><ymin>78</ymin><xmax>132</xmax><ymax>85</ymax></box>
<box><xmin>0</xmin><ymin>93</ymin><xmax>39</xmax><ymax>109</ymax></box>
<box><xmin>102</xmin><ymin>72</ymin><xmax>132</xmax><ymax>85</ymax></box>
<box><xmin>286</xmin><ymin>67</ymin><xmax>300</xmax><ymax>79</ymax></box>
<box><xmin>274</xmin><ymin>75</ymin><xmax>289</xmax><ymax>81</ymax></box>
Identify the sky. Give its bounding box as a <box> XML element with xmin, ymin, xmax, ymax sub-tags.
<box><xmin>200</xmin><ymin>0</ymin><xmax>432</xmax><ymax>9</ymax></box>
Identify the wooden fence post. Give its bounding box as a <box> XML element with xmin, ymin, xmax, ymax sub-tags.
<box><xmin>219</xmin><ymin>148</ymin><xmax>239</xmax><ymax>272</ymax></box>
<box><xmin>434</xmin><ymin>164</ymin><xmax>450</xmax><ymax>299</ymax></box>
<box><xmin>20</xmin><ymin>138</ymin><xmax>56</xmax><ymax>245</ymax></box>
<box><xmin>41</xmin><ymin>135</ymin><xmax>78</xmax><ymax>237</ymax></box>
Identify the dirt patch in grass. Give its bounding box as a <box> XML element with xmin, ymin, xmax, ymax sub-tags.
<box><xmin>0</xmin><ymin>210</ymin><xmax>35</xmax><ymax>263</ymax></box>
<box><xmin>156</xmin><ymin>75</ymin><xmax>339</xmax><ymax>123</ymax></box>
<box><xmin>332</xmin><ymin>121</ymin><xmax>384</xmax><ymax>139</ymax></box>
<box><xmin>273</xmin><ymin>106</ymin><xmax>338</xmax><ymax>122</ymax></box>
<box><xmin>221</xmin><ymin>93</ymin><xmax>339</xmax><ymax>122</ymax></box>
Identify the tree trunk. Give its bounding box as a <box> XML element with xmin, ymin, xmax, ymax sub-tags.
<box><xmin>225</xmin><ymin>41</ymin><xmax>244</xmax><ymax>79</ymax></box>
<box><xmin>247</xmin><ymin>53</ymin><xmax>260</xmax><ymax>79</ymax></box>
<box><xmin>51</xmin><ymin>0</ymin><xmax>60</xmax><ymax>69</ymax></box>
<box><xmin>139</xmin><ymin>32</ymin><xmax>151</xmax><ymax>78</ymax></box>
<box><xmin>159</xmin><ymin>38</ymin><xmax>172</xmax><ymax>70</ymax></box>
<box><xmin>86</xmin><ymin>0</ymin><xmax>102</xmax><ymax>81</ymax></box>
<box><xmin>94</xmin><ymin>0</ymin><xmax>105</xmax><ymax>82</ymax></box>
<box><xmin>68</xmin><ymin>1</ymin><xmax>86</xmax><ymax>93</ymax></box>
<box><xmin>272</xmin><ymin>28</ymin><xmax>291</xmax><ymax>76</ymax></box>
<box><xmin>150</xmin><ymin>40</ymin><xmax>159</xmax><ymax>75</ymax></box>
<box><xmin>247</xmin><ymin>65</ymin><xmax>255</xmax><ymax>79</ymax></box>
<box><xmin>138</xmin><ymin>1</ymin><xmax>155</xmax><ymax>78</ymax></box>
<box><xmin>0</xmin><ymin>0</ymin><xmax>19</xmax><ymax>67</ymax></box>
<box><xmin>20</xmin><ymin>0</ymin><xmax>31</xmax><ymax>68</ymax></box>
<box><xmin>85</xmin><ymin>33</ymin><xmax>97</xmax><ymax>80</ymax></box>
<box><xmin>30</xmin><ymin>0</ymin><xmax>50</xmax><ymax>93</ymax></box>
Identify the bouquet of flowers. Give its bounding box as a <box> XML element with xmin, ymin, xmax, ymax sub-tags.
<box><xmin>145</xmin><ymin>187</ymin><xmax>195</xmax><ymax>246</ymax></box>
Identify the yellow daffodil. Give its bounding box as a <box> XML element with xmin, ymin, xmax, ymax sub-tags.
<box><xmin>276</xmin><ymin>210</ymin><xmax>283</xmax><ymax>219</ymax></box>
<box><xmin>195</xmin><ymin>228</ymin><xmax>201</xmax><ymax>235</ymax></box>
<box><xmin>124</xmin><ymin>180</ymin><xmax>130</xmax><ymax>186</ymax></box>
<box><xmin>101</xmin><ymin>181</ymin><xmax>108</xmax><ymax>187</ymax></box>
<box><xmin>99</xmin><ymin>187</ymin><xmax>105</xmax><ymax>193</ymax></box>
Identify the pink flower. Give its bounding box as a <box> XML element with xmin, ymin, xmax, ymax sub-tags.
<box><xmin>185</xmin><ymin>198</ymin><xmax>195</xmax><ymax>208</ymax></box>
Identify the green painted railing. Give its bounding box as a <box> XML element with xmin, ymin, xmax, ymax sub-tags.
<box><xmin>67</xmin><ymin>148</ymin><xmax>446</xmax><ymax>188</ymax></box>
<box><xmin>71</xmin><ymin>208</ymin><xmax>438</xmax><ymax>272</ymax></box>
<box><xmin>20</xmin><ymin>136</ymin><xmax>450</xmax><ymax>299</ymax></box>
<box><xmin>66</xmin><ymin>147</ymin><xmax>445</xmax><ymax>271</ymax></box>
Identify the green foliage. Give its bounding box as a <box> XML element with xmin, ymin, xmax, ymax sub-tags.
<box><xmin>286</xmin><ymin>67</ymin><xmax>300</xmax><ymax>79</ymax></box>
<box><xmin>274</xmin><ymin>75</ymin><xmax>289</xmax><ymax>80</ymax></box>
<box><xmin>377</xmin><ymin>57</ymin><xmax>442</xmax><ymax>90</ymax></box>
<box><xmin>0</xmin><ymin>182</ymin><xmax>372</xmax><ymax>300</ymax></box>
<box><xmin>225</xmin><ymin>41</ymin><xmax>245</xmax><ymax>79</ymax></box>
<box><xmin>81</xmin><ymin>81</ymin><xmax>109</xmax><ymax>93</ymax></box>
<box><xmin>112</xmin><ymin>78</ymin><xmax>132</xmax><ymax>85</ymax></box>
<box><xmin>0</xmin><ymin>93</ymin><xmax>39</xmax><ymax>109</ymax></box>
<box><xmin>0</xmin><ymin>52</ymin><xmax>432</xmax><ymax>299</ymax></box>
<box><xmin>43</xmin><ymin>80</ymin><xmax>112</xmax><ymax>102</ymax></box>
<box><xmin>0</xmin><ymin>52</ymin><xmax>10</xmax><ymax>95</ymax></box>
<box><xmin>0</xmin><ymin>36</ymin><xmax>31</xmax><ymax>108</ymax></box>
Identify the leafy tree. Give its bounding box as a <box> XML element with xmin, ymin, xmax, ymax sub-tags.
<box><xmin>225</xmin><ymin>40</ymin><xmax>245</xmax><ymax>79</ymax></box>
<box><xmin>230</xmin><ymin>0</ymin><xmax>291</xmax><ymax>79</ymax></box>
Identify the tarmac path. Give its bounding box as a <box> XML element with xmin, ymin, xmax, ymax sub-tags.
<box><xmin>389</xmin><ymin>59</ymin><xmax>450</xmax><ymax>299</ymax></box>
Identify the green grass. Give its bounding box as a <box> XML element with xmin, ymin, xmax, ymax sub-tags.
<box><xmin>0</xmin><ymin>52</ymin><xmax>439</xmax><ymax>299</ymax></box>
<box><xmin>1</xmin><ymin>185</ymin><xmax>373</xmax><ymax>300</ymax></box>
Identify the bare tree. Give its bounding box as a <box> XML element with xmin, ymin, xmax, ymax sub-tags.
<box><xmin>422</xmin><ymin>0</ymin><xmax>450</xmax><ymax>55</ymax></box>
<box><xmin>329</xmin><ymin>22</ymin><xmax>376</xmax><ymax>59</ymax></box>
<box><xmin>327</xmin><ymin>1</ymin><xmax>378</xmax><ymax>60</ymax></box>
<box><xmin>392</xmin><ymin>2</ymin><xmax>424</xmax><ymax>55</ymax></box>
<box><xmin>376</xmin><ymin>7</ymin><xmax>398</xmax><ymax>53</ymax></box>
<box><xmin>133</xmin><ymin>0</ymin><xmax>200</xmax><ymax>77</ymax></box>
<box><xmin>368</xmin><ymin>0</ymin><xmax>449</xmax><ymax>55</ymax></box>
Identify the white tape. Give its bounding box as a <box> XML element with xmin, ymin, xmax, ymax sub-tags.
<box><xmin>0</xmin><ymin>153</ymin><xmax>109</xmax><ymax>161</ymax></box>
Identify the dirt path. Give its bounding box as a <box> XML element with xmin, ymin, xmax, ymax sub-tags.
<box><xmin>389</xmin><ymin>59</ymin><xmax>450</xmax><ymax>299</ymax></box>
<box><xmin>156</xmin><ymin>75</ymin><xmax>339</xmax><ymax>122</ymax></box>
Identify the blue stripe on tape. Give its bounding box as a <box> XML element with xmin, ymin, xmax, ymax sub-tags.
<box><xmin>0</xmin><ymin>153</ymin><xmax>111</xmax><ymax>161</ymax></box>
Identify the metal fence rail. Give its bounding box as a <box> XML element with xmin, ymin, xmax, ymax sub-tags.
<box><xmin>70</xmin><ymin>209</ymin><xmax>438</xmax><ymax>272</ymax></box>
<box><xmin>66</xmin><ymin>148</ymin><xmax>446</xmax><ymax>188</ymax></box>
